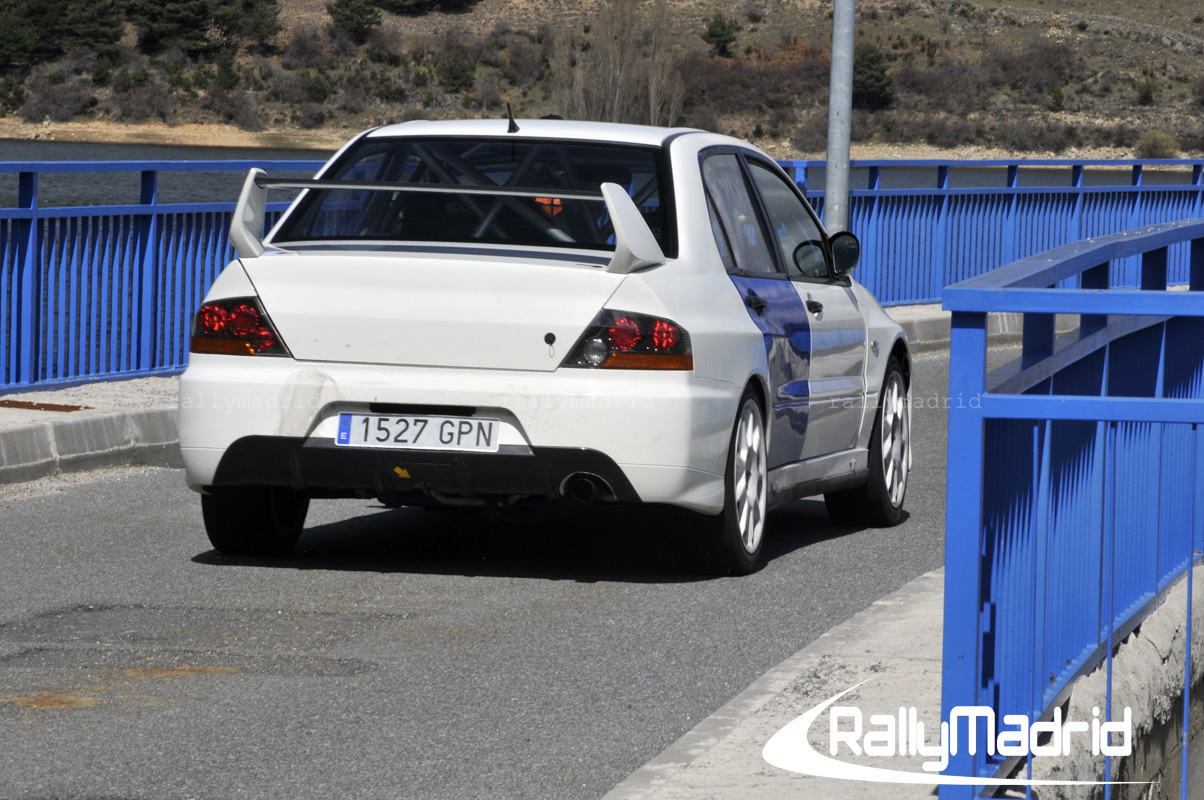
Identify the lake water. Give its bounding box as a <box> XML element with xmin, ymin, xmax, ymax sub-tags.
<box><xmin>0</xmin><ymin>139</ymin><xmax>333</xmax><ymax>208</ymax></box>
<box><xmin>0</xmin><ymin>138</ymin><xmax>1197</xmax><ymax>208</ymax></box>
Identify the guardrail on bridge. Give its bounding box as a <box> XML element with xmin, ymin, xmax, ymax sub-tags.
<box><xmin>941</xmin><ymin>218</ymin><xmax>1204</xmax><ymax>797</ymax></box>
<box><xmin>4</xmin><ymin>157</ymin><xmax>1204</xmax><ymax>392</ymax></box>
<box><xmin>787</xmin><ymin>158</ymin><xmax>1204</xmax><ymax>306</ymax></box>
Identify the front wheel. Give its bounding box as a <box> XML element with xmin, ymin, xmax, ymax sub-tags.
<box><xmin>201</xmin><ymin>485</ymin><xmax>309</xmax><ymax>556</ymax></box>
<box><xmin>702</xmin><ymin>389</ymin><xmax>769</xmax><ymax>575</ymax></box>
<box><xmin>824</xmin><ymin>358</ymin><xmax>909</xmax><ymax>527</ymax></box>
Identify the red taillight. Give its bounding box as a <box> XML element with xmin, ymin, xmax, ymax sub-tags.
<box><xmin>227</xmin><ymin>304</ymin><xmax>262</xmax><ymax>337</ymax></box>
<box><xmin>608</xmin><ymin>317</ymin><xmax>642</xmax><ymax>351</ymax></box>
<box><xmin>190</xmin><ymin>297</ymin><xmax>290</xmax><ymax>357</ymax></box>
<box><xmin>199</xmin><ymin>305</ymin><xmax>228</xmax><ymax>335</ymax></box>
<box><xmin>562</xmin><ymin>310</ymin><xmax>692</xmax><ymax>371</ymax></box>
<box><xmin>650</xmin><ymin>320</ymin><xmax>680</xmax><ymax>351</ymax></box>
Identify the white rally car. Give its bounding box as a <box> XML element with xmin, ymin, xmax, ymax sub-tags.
<box><xmin>178</xmin><ymin>119</ymin><xmax>910</xmax><ymax>573</ymax></box>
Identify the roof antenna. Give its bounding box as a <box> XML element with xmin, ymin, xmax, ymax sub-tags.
<box><xmin>506</xmin><ymin>103</ymin><xmax>519</xmax><ymax>134</ymax></box>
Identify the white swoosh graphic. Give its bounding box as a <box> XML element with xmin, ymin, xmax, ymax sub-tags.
<box><xmin>762</xmin><ymin>680</ymin><xmax>1151</xmax><ymax>787</ymax></box>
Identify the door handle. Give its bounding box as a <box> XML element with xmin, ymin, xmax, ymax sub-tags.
<box><xmin>806</xmin><ymin>300</ymin><xmax>824</xmax><ymax>314</ymax></box>
<box><xmin>745</xmin><ymin>294</ymin><xmax>768</xmax><ymax>314</ymax></box>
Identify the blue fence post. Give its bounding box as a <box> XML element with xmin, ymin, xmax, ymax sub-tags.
<box><xmin>1004</xmin><ymin>165</ymin><xmax>1019</xmax><ymax>269</ymax></box>
<box><xmin>1192</xmin><ymin>165</ymin><xmax>1203</xmax><ymax>222</ymax></box>
<box><xmin>1191</xmin><ymin>238</ymin><xmax>1204</xmax><ymax>291</ymax></box>
<box><xmin>932</xmin><ymin>166</ymin><xmax>951</xmax><ymax>302</ymax></box>
<box><xmin>941</xmin><ymin>311</ymin><xmax>988</xmax><ymax>799</ymax></box>
<box><xmin>791</xmin><ymin>161</ymin><xmax>809</xmax><ymax>198</ymax></box>
<box><xmin>1102</xmin><ymin>419</ymin><xmax>1117</xmax><ymax>798</ymax></box>
<box><xmin>1141</xmin><ymin>246</ymin><xmax>1168</xmax><ymax>291</ymax></box>
<box><xmin>1081</xmin><ymin>262</ymin><xmax>1111</xmax><ymax>333</ymax></box>
<box><xmin>136</xmin><ymin>170</ymin><xmax>158</xmax><ymax>371</ymax></box>
<box><xmin>866</xmin><ymin>166</ymin><xmax>882</xmax><ymax>300</ymax></box>
<box><xmin>15</xmin><ymin>172</ymin><xmax>39</xmax><ymax>386</ymax></box>
<box><xmin>1070</xmin><ymin>164</ymin><xmax>1085</xmax><ymax>242</ymax></box>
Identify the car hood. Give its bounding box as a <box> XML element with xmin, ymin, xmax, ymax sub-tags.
<box><xmin>241</xmin><ymin>248</ymin><xmax>624</xmax><ymax>372</ymax></box>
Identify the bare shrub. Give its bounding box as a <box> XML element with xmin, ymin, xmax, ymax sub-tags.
<box><xmin>335</xmin><ymin>87</ymin><xmax>367</xmax><ymax>113</ymax></box>
<box><xmin>284</xmin><ymin>25</ymin><xmax>328</xmax><ymax>69</ymax></box>
<box><xmin>115</xmin><ymin>83</ymin><xmax>176</xmax><ymax>123</ymax></box>
<box><xmin>440</xmin><ymin>24</ymin><xmax>485</xmax><ymax>61</ymax></box>
<box><xmin>791</xmin><ymin>113</ymin><xmax>829</xmax><ymax>152</ymax></box>
<box><xmin>296</xmin><ymin>103</ymin><xmax>325</xmax><ymax>128</ymax></box>
<box><xmin>990</xmin><ymin>117</ymin><xmax>1071</xmax><ymax>153</ymax></box>
<box><xmin>681</xmin><ymin>43</ymin><xmax>827</xmax><ymax>119</ymax></box>
<box><xmin>265</xmin><ymin>65</ymin><xmax>307</xmax><ymax>103</ymax></box>
<box><xmin>507</xmin><ymin>38</ymin><xmax>542</xmax><ymax>89</ymax></box>
<box><xmin>21</xmin><ymin>73</ymin><xmax>95</xmax><ymax>122</ymax></box>
<box><xmin>366</xmin><ymin>28</ymin><xmax>406</xmax><ymax>67</ymax></box>
<box><xmin>202</xmin><ymin>87</ymin><xmax>262</xmax><ymax>130</ymax></box>
<box><xmin>1136</xmin><ymin>129</ymin><xmax>1179</xmax><ymax>159</ymax></box>
<box><xmin>550</xmin><ymin>0</ymin><xmax>683</xmax><ymax>126</ymax></box>
<box><xmin>474</xmin><ymin>72</ymin><xmax>501</xmax><ymax>108</ymax></box>
<box><xmin>982</xmin><ymin>39</ymin><xmax>1074</xmax><ymax>94</ymax></box>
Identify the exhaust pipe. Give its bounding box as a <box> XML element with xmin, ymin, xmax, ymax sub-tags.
<box><xmin>565</xmin><ymin>474</ymin><xmax>613</xmax><ymax>504</ymax></box>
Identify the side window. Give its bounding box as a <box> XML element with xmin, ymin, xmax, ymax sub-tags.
<box><xmin>707</xmin><ymin>197</ymin><xmax>736</xmax><ymax>272</ymax></box>
<box><xmin>747</xmin><ymin>160</ymin><xmax>830</xmax><ymax>280</ymax></box>
<box><xmin>701</xmin><ymin>154</ymin><xmax>777</xmax><ymax>275</ymax></box>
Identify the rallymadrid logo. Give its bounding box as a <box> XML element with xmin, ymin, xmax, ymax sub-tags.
<box><xmin>762</xmin><ymin>680</ymin><xmax>1154</xmax><ymax>788</ymax></box>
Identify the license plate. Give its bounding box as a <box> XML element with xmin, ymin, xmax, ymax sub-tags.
<box><xmin>335</xmin><ymin>413</ymin><xmax>501</xmax><ymax>452</ymax></box>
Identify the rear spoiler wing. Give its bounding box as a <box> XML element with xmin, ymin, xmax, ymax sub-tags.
<box><xmin>229</xmin><ymin>169</ymin><xmax>665</xmax><ymax>274</ymax></box>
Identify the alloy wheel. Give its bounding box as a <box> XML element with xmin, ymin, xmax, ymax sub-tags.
<box><xmin>880</xmin><ymin>372</ymin><xmax>909</xmax><ymax>508</ymax></box>
<box><xmin>733</xmin><ymin>401</ymin><xmax>768</xmax><ymax>554</ymax></box>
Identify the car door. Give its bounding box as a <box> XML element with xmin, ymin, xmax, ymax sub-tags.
<box><xmin>701</xmin><ymin>151</ymin><xmax>811</xmax><ymax>469</ymax></box>
<box><xmin>744</xmin><ymin>157</ymin><xmax>868</xmax><ymax>460</ymax></box>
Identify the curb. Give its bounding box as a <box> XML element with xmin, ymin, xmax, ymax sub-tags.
<box><xmin>895</xmin><ymin>310</ymin><xmax>1078</xmax><ymax>353</ymax></box>
<box><xmin>0</xmin><ymin>407</ymin><xmax>180</xmax><ymax>485</ymax></box>
<box><xmin>600</xmin><ymin>569</ymin><xmax>945</xmax><ymax>800</ymax></box>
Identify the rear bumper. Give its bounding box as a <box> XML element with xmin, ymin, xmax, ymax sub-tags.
<box><xmin>205</xmin><ymin>436</ymin><xmax>640</xmax><ymax>501</ymax></box>
<box><xmin>179</xmin><ymin>354</ymin><xmax>736</xmax><ymax>513</ymax></box>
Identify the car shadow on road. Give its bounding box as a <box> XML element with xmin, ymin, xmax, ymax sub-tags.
<box><xmin>191</xmin><ymin>497</ymin><xmax>897</xmax><ymax>584</ymax></box>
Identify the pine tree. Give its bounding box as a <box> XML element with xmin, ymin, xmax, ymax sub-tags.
<box><xmin>243</xmin><ymin>0</ymin><xmax>281</xmax><ymax>53</ymax></box>
<box><xmin>327</xmin><ymin>0</ymin><xmax>381</xmax><ymax>44</ymax></box>
<box><xmin>851</xmin><ymin>44</ymin><xmax>894</xmax><ymax>110</ymax></box>
<box><xmin>127</xmin><ymin>0</ymin><xmax>213</xmax><ymax>55</ymax></box>
<box><xmin>0</xmin><ymin>0</ymin><xmax>38</xmax><ymax>69</ymax></box>
<box><xmin>60</xmin><ymin>0</ymin><xmax>124</xmax><ymax>61</ymax></box>
<box><xmin>700</xmin><ymin>12</ymin><xmax>741</xmax><ymax>58</ymax></box>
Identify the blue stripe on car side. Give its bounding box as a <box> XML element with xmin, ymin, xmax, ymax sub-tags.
<box><xmin>727</xmin><ymin>274</ymin><xmax>812</xmax><ymax>468</ymax></box>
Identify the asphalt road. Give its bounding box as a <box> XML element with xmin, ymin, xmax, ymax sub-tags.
<box><xmin>0</xmin><ymin>348</ymin><xmax>965</xmax><ymax>800</ymax></box>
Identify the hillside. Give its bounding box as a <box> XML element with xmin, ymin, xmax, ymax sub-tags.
<box><xmin>4</xmin><ymin>0</ymin><xmax>1204</xmax><ymax>158</ymax></box>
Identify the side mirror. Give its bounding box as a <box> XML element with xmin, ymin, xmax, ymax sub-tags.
<box><xmin>829</xmin><ymin>230</ymin><xmax>860</xmax><ymax>276</ymax></box>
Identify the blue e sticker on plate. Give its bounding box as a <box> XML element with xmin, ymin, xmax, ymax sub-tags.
<box><xmin>337</xmin><ymin>414</ymin><xmax>351</xmax><ymax>445</ymax></box>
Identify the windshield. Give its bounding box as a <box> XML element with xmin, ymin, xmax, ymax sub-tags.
<box><xmin>272</xmin><ymin>137</ymin><xmax>675</xmax><ymax>256</ymax></box>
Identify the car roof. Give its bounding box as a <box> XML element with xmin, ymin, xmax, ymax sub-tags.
<box><xmin>365</xmin><ymin>119</ymin><xmax>701</xmax><ymax>148</ymax></box>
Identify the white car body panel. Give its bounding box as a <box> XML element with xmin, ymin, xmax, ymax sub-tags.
<box><xmin>179</xmin><ymin>120</ymin><xmax>908</xmax><ymax>522</ymax></box>
<box><xmin>241</xmin><ymin>248</ymin><xmax>625</xmax><ymax>371</ymax></box>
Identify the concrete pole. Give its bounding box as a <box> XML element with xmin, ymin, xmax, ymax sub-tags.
<box><xmin>824</xmin><ymin>0</ymin><xmax>856</xmax><ymax>232</ymax></box>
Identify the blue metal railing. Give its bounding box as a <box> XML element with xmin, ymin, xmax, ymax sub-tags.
<box><xmin>783</xmin><ymin>158</ymin><xmax>1204</xmax><ymax>306</ymax></box>
<box><xmin>4</xmin><ymin>157</ymin><xmax>1204</xmax><ymax>391</ymax></box>
<box><xmin>940</xmin><ymin>218</ymin><xmax>1204</xmax><ymax>797</ymax></box>
<box><xmin>0</xmin><ymin>160</ymin><xmax>325</xmax><ymax>391</ymax></box>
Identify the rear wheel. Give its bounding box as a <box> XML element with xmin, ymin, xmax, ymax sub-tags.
<box><xmin>702</xmin><ymin>389</ymin><xmax>768</xmax><ymax>575</ymax></box>
<box><xmin>201</xmin><ymin>485</ymin><xmax>309</xmax><ymax>556</ymax></box>
<box><xmin>824</xmin><ymin>358</ymin><xmax>909</xmax><ymax>526</ymax></box>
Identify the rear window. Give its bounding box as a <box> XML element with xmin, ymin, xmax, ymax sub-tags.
<box><xmin>272</xmin><ymin>137</ymin><xmax>675</xmax><ymax>256</ymax></box>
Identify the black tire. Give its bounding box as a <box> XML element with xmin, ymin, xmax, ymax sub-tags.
<box><xmin>824</xmin><ymin>358</ymin><xmax>909</xmax><ymax>527</ymax></box>
<box><xmin>201</xmin><ymin>485</ymin><xmax>309</xmax><ymax>556</ymax></box>
<box><xmin>701</xmin><ymin>388</ymin><xmax>769</xmax><ymax>575</ymax></box>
